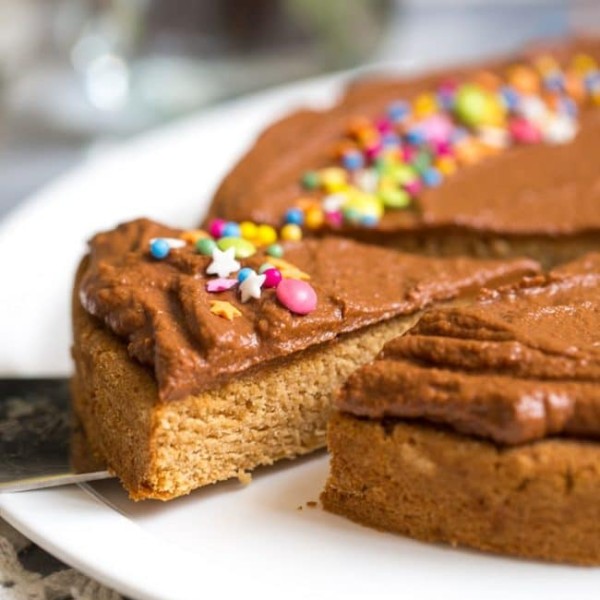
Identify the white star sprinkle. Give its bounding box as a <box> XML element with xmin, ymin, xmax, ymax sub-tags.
<box><xmin>239</xmin><ymin>271</ymin><xmax>266</xmax><ymax>303</ymax></box>
<box><xmin>207</xmin><ymin>247</ymin><xmax>240</xmax><ymax>278</ymax></box>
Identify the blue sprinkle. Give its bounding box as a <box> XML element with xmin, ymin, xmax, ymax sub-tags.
<box><xmin>543</xmin><ymin>73</ymin><xmax>564</xmax><ymax>93</ymax></box>
<box><xmin>387</xmin><ymin>100</ymin><xmax>410</xmax><ymax>122</ymax></box>
<box><xmin>405</xmin><ymin>128</ymin><xmax>426</xmax><ymax>146</ymax></box>
<box><xmin>499</xmin><ymin>86</ymin><xmax>520</xmax><ymax>112</ymax></box>
<box><xmin>237</xmin><ymin>268</ymin><xmax>254</xmax><ymax>283</ymax></box>
<box><xmin>421</xmin><ymin>167</ymin><xmax>443</xmax><ymax>188</ymax></box>
<box><xmin>284</xmin><ymin>207</ymin><xmax>305</xmax><ymax>226</ymax></box>
<box><xmin>451</xmin><ymin>126</ymin><xmax>469</xmax><ymax>144</ymax></box>
<box><xmin>222</xmin><ymin>222</ymin><xmax>241</xmax><ymax>238</ymax></box>
<box><xmin>360</xmin><ymin>214</ymin><xmax>379</xmax><ymax>228</ymax></box>
<box><xmin>584</xmin><ymin>71</ymin><xmax>600</xmax><ymax>93</ymax></box>
<box><xmin>381</xmin><ymin>132</ymin><xmax>401</xmax><ymax>148</ymax></box>
<box><xmin>437</xmin><ymin>90</ymin><xmax>455</xmax><ymax>111</ymax></box>
<box><xmin>341</xmin><ymin>151</ymin><xmax>364</xmax><ymax>171</ymax></box>
<box><xmin>150</xmin><ymin>238</ymin><xmax>170</xmax><ymax>260</ymax></box>
<box><xmin>558</xmin><ymin>96</ymin><xmax>578</xmax><ymax>117</ymax></box>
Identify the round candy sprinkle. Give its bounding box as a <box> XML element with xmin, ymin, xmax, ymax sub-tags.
<box><xmin>208</xmin><ymin>218</ymin><xmax>226</xmax><ymax>239</ymax></box>
<box><xmin>421</xmin><ymin>167</ymin><xmax>443</xmax><ymax>187</ymax></box>
<box><xmin>217</xmin><ymin>237</ymin><xmax>256</xmax><ymax>259</ymax></box>
<box><xmin>240</xmin><ymin>221</ymin><xmax>258</xmax><ymax>240</ymax></box>
<box><xmin>237</xmin><ymin>267</ymin><xmax>254</xmax><ymax>283</ymax></box>
<box><xmin>301</xmin><ymin>171</ymin><xmax>320</xmax><ymax>190</ymax></box>
<box><xmin>258</xmin><ymin>263</ymin><xmax>275</xmax><ymax>274</ymax></box>
<box><xmin>221</xmin><ymin>221</ymin><xmax>241</xmax><ymax>238</ymax></box>
<box><xmin>196</xmin><ymin>237</ymin><xmax>217</xmax><ymax>256</ymax></box>
<box><xmin>379</xmin><ymin>188</ymin><xmax>410</xmax><ymax>209</ymax></box>
<box><xmin>387</xmin><ymin>100</ymin><xmax>410</xmax><ymax>121</ymax></box>
<box><xmin>284</xmin><ymin>208</ymin><xmax>305</xmax><ymax>226</ymax></box>
<box><xmin>256</xmin><ymin>224</ymin><xmax>277</xmax><ymax>246</ymax></box>
<box><xmin>281</xmin><ymin>223</ymin><xmax>303</xmax><ymax>242</ymax></box>
<box><xmin>342</xmin><ymin>150</ymin><xmax>364</xmax><ymax>171</ymax></box>
<box><xmin>266</xmin><ymin>243</ymin><xmax>284</xmax><ymax>258</ymax></box>
<box><xmin>263</xmin><ymin>268</ymin><xmax>283</xmax><ymax>289</ymax></box>
<box><xmin>276</xmin><ymin>279</ymin><xmax>317</xmax><ymax>315</ymax></box>
<box><xmin>454</xmin><ymin>84</ymin><xmax>492</xmax><ymax>127</ymax></box>
<box><xmin>149</xmin><ymin>238</ymin><xmax>170</xmax><ymax>260</ymax></box>
<box><xmin>305</xmin><ymin>206</ymin><xmax>324</xmax><ymax>229</ymax></box>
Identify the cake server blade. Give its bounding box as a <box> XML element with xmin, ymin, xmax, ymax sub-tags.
<box><xmin>0</xmin><ymin>378</ymin><xmax>112</xmax><ymax>492</ymax></box>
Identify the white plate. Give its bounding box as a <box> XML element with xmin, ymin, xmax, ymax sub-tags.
<box><xmin>1</xmin><ymin>73</ymin><xmax>599</xmax><ymax>600</ymax></box>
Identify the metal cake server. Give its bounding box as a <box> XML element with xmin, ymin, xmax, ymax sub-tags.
<box><xmin>0</xmin><ymin>378</ymin><xmax>112</xmax><ymax>492</ymax></box>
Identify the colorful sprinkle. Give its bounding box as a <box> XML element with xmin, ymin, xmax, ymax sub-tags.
<box><xmin>206</xmin><ymin>278</ymin><xmax>238</xmax><ymax>293</ymax></box>
<box><xmin>256</xmin><ymin>224</ymin><xmax>278</xmax><ymax>246</ymax></box>
<box><xmin>284</xmin><ymin>208</ymin><xmax>305</xmax><ymax>226</ymax></box>
<box><xmin>281</xmin><ymin>223</ymin><xmax>303</xmax><ymax>242</ymax></box>
<box><xmin>209</xmin><ymin>300</ymin><xmax>241</xmax><ymax>320</ymax></box>
<box><xmin>240</xmin><ymin>221</ymin><xmax>258</xmax><ymax>241</ymax></box>
<box><xmin>208</xmin><ymin>218</ymin><xmax>227</xmax><ymax>239</ymax></box>
<box><xmin>221</xmin><ymin>222</ymin><xmax>241</xmax><ymax>238</ymax></box>
<box><xmin>263</xmin><ymin>268</ymin><xmax>283</xmax><ymax>289</ymax></box>
<box><xmin>217</xmin><ymin>236</ymin><xmax>256</xmax><ymax>259</ymax></box>
<box><xmin>266</xmin><ymin>243</ymin><xmax>284</xmax><ymax>258</ymax></box>
<box><xmin>196</xmin><ymin>238</ymin><xmax>217</xmax><ymax>256</ymax></box>
<box><xmin>206</xmin><ymin>247</ymin><xmax>240</xmax><ymax>278</ymax></box>
<box><xmin>180</xmin><ymin>229</ymin><xmax>209</xmax><ymax>245</ymax></box>
<box><xmin>237</xmin><ymin>267</ymin><xmax>254</xmax><ymax>283</ymax></box>
<box><xmin>239</xmin><ymin>271</ymin><xmax>266</xmax><ymax>303</ymax></box>
<box><xmin>267</xmin><ymin>257</ymin><xmax>310</xmax><ymax>281</ymax></box>
<box><xmin>276</xmin><ymin>279</ymin><xmax>317</xmax><ymax>315</ymax></box>
<box><xmin>149</xmin><ymin>238</ymin><xmax>170</xmax><ymax>259</ymax></box>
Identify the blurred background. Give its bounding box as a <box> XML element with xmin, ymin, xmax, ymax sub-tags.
<box><xmin>0</xmin><ymin>0</ymin><xmax>598</xmax><ymax>219</ymax></box>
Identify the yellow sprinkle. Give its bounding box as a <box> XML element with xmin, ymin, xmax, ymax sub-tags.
<box><xmin>240</xmin><ymin>221</ymin><xmax>258</xmax><ymax>241</ymax></box>
<box><xmin>571</xmin><ymin>53</ymin><xmax>597</xmax><ymax>74</ymax></box>
<box><xmin>266</xmin><ymin>257</ymin><xmax>310</xmax><ymax>281</ymax></box>
<box><xmin>413</xmin><ymin>93</ymin><xmax>438</xmax><ymax>117</ymax></box>
<box><xmin>305</xmin><ymin>207</ymin><xmax>324</xmax><ymax>229</ymax></box>
<box><xmin>281</xmin><ymin>223</ymin><xmax>303</xmax><ymax>242</ymax></box>
<box><xmin>435</xmin><ymin>156</ymin><xmax>457</xmax><ymax>176</ymax></box>
<box><xmin>255</xmin><ymin>224</ymin><xmax>277</xmax><ymax>246</ymax></box>
<box><xmin>209</xmin><ymin>300</ymin><xmax>242</xmax><ymax>321</ymax></box>
<box><xmin>180</xmin><ymin>229</ymin><xmax>209</xmax><ymax>245</ymax></box>
<box><xmin>320</xmin><ymin>167</ymin><xmax>347</xmax><ymax>193</ymax></box>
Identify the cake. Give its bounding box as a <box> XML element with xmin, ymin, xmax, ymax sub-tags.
<box><xmin>205</xmin><ymin>38</ymin><xmax>600</xmax><ymax>267</ymax></box>
<box><xmin>71</xmin><ymin>218</ymin><xmax>537</xmax><ymax>500</ymax></box>
<box><xmin>322</xmin><ymin>253</ymin><xmax>600</xmax><ymax>565</ymax></box>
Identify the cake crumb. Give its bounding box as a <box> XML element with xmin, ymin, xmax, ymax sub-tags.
<box><xmin>306</xmin><ymin>500</ymin><xmax>318</xmax><ymax>508</ymax></box>
<box><xmin>237</xmin><ymin>470</ymin><xmax>252</xmax><ymax>485</ymax></box>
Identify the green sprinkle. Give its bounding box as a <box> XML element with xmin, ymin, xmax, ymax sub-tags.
<box><xmin>266</xmin><ymin>243</ymin><xmax>284</xmax><ymax>258</ymax></box>
<box><xmin>301</xmin><ymin>171</ymin><xmax>320</xmax><ymax>190</ymax></box>
<box><xmin>196</xmin><ymin>238</ymin><xmax>217</xmax><ymax>256</ymax></box>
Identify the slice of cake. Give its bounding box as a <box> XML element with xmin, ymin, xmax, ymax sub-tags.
<box><xmin>71</xmin><ymin>218</ymin><xmax>537</xmax><ymax>500</ymax></box>
<box><xmin>323</xmin><ymin>253</ymin><xmax>600</xmax><ymax>565</ymax></box>
<box><xmin>206</xmin><ymin>38</ymin><xmax>600</xmax><ymax>267</ymax></box>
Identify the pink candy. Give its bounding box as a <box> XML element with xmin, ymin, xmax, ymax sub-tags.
<box><xmin>509</xmin><ymin>117</ymin><xmax>542</xmax><ymax>144</ymax></box>
<box><xmin>276</xmin><ymin>279</ymin><xmax>317</xmax><ymax>315</ymax></box>
<box><xmin>404</xmin><ymin>179</ymin><xmax>423</xmax><ymax>197</ymax></box>
<box><xmin>325</xmin><ymin>210</ymin><xmax>343</xmax><ymax>228</ymax></box>
<box><xmin>263</xmin><ymin>268</ymin><xmax>282</xmax><ymax>289</ymax></box>
<box><xmin>209</xmin><ymin>218</ymin><xmax>226</xmax><ymax>238</ymax></box>
<box><xmin>420</xmin><ymin>114</ymin><xmax>453</xmax><ymax>144</ymax></box>
<box><xmin>206</xmin><ymin>278</ymin><xmax>237</xmax><ymax>292</ymax></box>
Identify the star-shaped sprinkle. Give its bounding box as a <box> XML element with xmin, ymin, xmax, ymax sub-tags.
<box><xmin>206</xmin><ymin>278</ymin><xmax>238</xmax><ymax>293</ymax></box>
<box><xmin>209</xmin><ymin>300</ymin><xmax>242</xmax><ymax>320</ymax></box>
<box><xmin>207</xmin><ymin>247</ymin><xmax>240</xmax><ymax>278</ymax></box>
<box><xmin>239</xmin><ymin>271</ymin><xmax>266</xmax><ymax>303</ymax></box>
<box><xmin>266</xmin><ymin>257</ymin><xmax>310</xmax><ymax>281</ymax></box>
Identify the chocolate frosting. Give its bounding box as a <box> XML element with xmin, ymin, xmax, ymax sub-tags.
<box><xmin>337</xmin><ymin>253</ymin><xmax>600</xmax><ymax>445</ymax></box>
<box><xmin>206</xmin><ymin>38</ymin><xmax>600</xmax><ymax>238</ymax></box>
<box><xmin>78</xmin><ymin>218</ymin><xmax>538</xmax><ymax>401</ymax></box>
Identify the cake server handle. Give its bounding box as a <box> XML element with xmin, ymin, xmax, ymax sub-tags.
<box><xmin>0</xmin><ymin>378</ymin><xmax>112</xmax><ymax>493</ymax></box>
